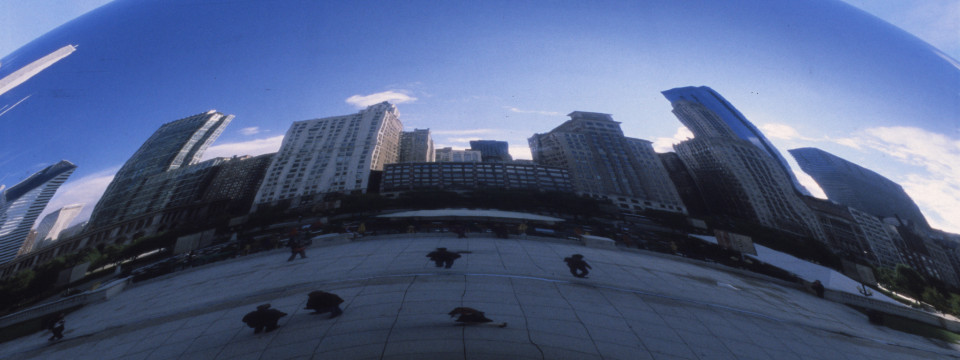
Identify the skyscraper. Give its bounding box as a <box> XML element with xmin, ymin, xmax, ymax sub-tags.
<box><xmin>253</xmin><ymin>102</ymin><xmax>402</xmax><ymax>209</ymax></box>
<box><xmin>435</xmin><ymin>148</ymin><xmax>482</xmax><ymax>162</ymax></box>
<box><xmin>674</xmin><ymin>137</ymin><xmax>825</xmax><ymax>241</ymax></box>
<box><xmin>0</xmin><ymin>160</ymin><xmax>76</xmax><ymax>264</ymax></box>
<box><xmin>0</xmin><ymin>44</ymin><xmax>77</xmax><ymax>97</ymax></box>
<box><xmin>88</xmin><ymin>110</ymin><xmax>233</xmax><ymax>229</ymax></box>
<box><xmin>32</xmin><ymin>203</ymin><xmax>83</xmax><ymax>250</ymax></box>
<box><xmin>529</xmin><ymin>111</ymin><xmax>686</xmax><ymax>214</ymax></box>
<box><xmin>662</xmin><ymin>86</ymin><xmax>810</xmax><ymax>196</ymax></box>
<box><xmin>399</xmin><ymin>129</ymin><xmax>435</xmax><ymax>163</ymax></box>
<box><xmin>789</xmin><ymin>147</ymin><xmax>929</xmax><ymax>229</ymax></box>
<box><xmin>469</xmin><ymin>140</ymin><xmax>512</xmax><ymax>162</ymax></box>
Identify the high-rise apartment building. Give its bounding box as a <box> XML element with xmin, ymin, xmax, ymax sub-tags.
<box><xmin>253</xmin><ymin>102</ymin><xmax>402</xmax><ymax>209</ymax></box>
<box><xmin>0</xmin><ymin>160</ymin><xmax>76</xmax><ymax>264</ymax></box>
<box><xmin>529</xmin><ymin>111</ymin><xmax>686</xmax><ymax>214</ymax></box>
<box><xmin>32</xmin><ymin>203</ymin><xmax>83</xmax><ymax>250</ymax></box>
<box><xmin>88</xmin><ymin>110</ymin><xmax>232</xmax><ymax>229</ymax></box>
<box><xmin>469</xmin><ymin>140</ymin><xmax>512</xmax><ymax>162</ymax></box>
<box><xmin>399</xmin><ymin>129</ymin><xmax>435</xmax><ymax>163</ymax></box>
<box><xmin>789</xmin><ymin>147</ymin><xmax>929</xmax><ymax>229</ymax></box>
<box><xmin>662</xmin><ymin>86</ymin><xmax>809</xmax><ymax>196</ymax></box>
<box><xmin>674</xmin><ymin>137</ymin><xmax>825</xmax><ymax>241</ymax></box>
<box><xmin>435</xmin><ymin>148</ymin><xmax>482</xmax><ymax>162</ymax></box>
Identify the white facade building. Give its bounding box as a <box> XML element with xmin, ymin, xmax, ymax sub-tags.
<box><xmin>32</xmin><ymin>203</ymin><xmax>83</xmax><ymax>250</ymax></box>
<box><xmin>253</xmin><ymin>102</ymin><xmax>403</xmax><ymax>208</ymax></box>
<box><xmin>435</xmin><ymin>147</ymin><xmax>482</xmax><ymax>162</ymax></box>
<box><xmin>847</xmin><ymin>206</ymin><xmax>903</xmax><ymax>269</ymax></box>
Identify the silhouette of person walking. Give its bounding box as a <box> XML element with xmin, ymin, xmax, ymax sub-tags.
<box><xmin>47</xmin><ymin>313</ymin><xmax>65</xmax><ymax>341</ymax></box>
<box><xmin>427</xmin><ymin>247</ymin><xmax>461</xmax><ymax>268</ymax></box>
<box><xmin>287</xmin><ymin>229</ymin><xmax>307</xmax><ymax>261</ymax></box>
<box><xmin>448</xmin><ymin>307</ymin><xmax>506</xmax><ymax>328</ymax></box>
<box><xmin>242</xmin><ymin>304</ymin><xmax>287</xmax><ymax>334</ymax></box>
<box><xmin>305</xmin><ymin>291</ymin><xmax>344</xmax><ymax>318</ymax></box>
<box><xmin>564</xmin><ymin>254</ymin><xmax>591</xmax><ymax>278</ymax></box>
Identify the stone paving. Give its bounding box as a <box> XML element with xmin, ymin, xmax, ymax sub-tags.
<box><xmin>2</xmin><ymin>235</ymin><xmax>959</xmax><ymax>359</ymax></box>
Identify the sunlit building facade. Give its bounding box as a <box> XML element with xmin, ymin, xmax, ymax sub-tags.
<box><xmin>0</xmin><ymin>160</ymin><xmax>76</xmax><ymax>264</ymax></box>
<box><xmin>253</xmin><ymin>102</ymin><xmax>403</xmax><ymax>209</ymax></box>
<box><xmin>88</xmin><ymin>110</ymin><xmax>233</xmax><ymax>229</ymax></box>
<box><xmin>529</xmin><ymin>111</ymin><xmax>687</xmax><ymax>214</ymax></box>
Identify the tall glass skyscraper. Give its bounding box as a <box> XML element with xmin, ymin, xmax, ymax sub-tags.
<box><xmin>470</xmin><ymin>140</ymin><xmax>512</xmax><ymax>162</ymax></box>
<box><xmin>662</xmin><ymin>86</ymin><xmax>810</xmax><ymax>196</ymax></box>
<box><xmin>0</xmin><ymin>160</ymin><xmax>76</xmax><ymax>264</ymax></box>
<box><xmin>88</xmin><ymin>110</ymin><xmax>233</xmax><ymax>229</ymax></box>
<box><xmin>789</xmin><ymin>147</ymin><xmax>929</xmax><ymax>229</ymax></box>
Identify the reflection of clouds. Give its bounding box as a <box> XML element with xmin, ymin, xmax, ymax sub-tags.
<box><xmin>345</xmin><ymin>90</ymin><xmax>417</xmax><ymax>108</ymax></box>
<box><xmin>432</xmin><ymin>129</ymin><xmax>496</xmax><ymax>135</ymax></box>
<box><xmin>445</xmin><ymin>137</ymin><xmax>483</xmax><ymax>144</ymax></box>
<box><xmin>504</xmin><ymin>106</ymin><xmax>561</xmax><ymax>116</ymax></box>
<box><xmin>39</xmin><ymin>166</ymin><xmax>118</xmax><ymax>227</ymax></box>
<box><xmin>855</xmin><ymin>127</ymin><xmax>960</xmax><ymax>232</ymax></box>
<box><xmin>200</xmin><ymin>135</ymin><xmax>283</xmax><ymax>160</ymax></box>
<box><xmin>783</xmin><ymin>124</ymin><xmax>960</xmax><ymax>232</ymax></box>
<box><xmin>509</xmin><ymin>145</ymin><xmax>532</xmax><ymax>160</ymax></box>
<box><xmin>652</xmin><ymin>126</ymin><xmax>693</xmax><ymax>152</ymax></box>
<box><xmin>239</xmin><ymin>127</ymin><xmax>260</xmax><ymax>135</ymax></box>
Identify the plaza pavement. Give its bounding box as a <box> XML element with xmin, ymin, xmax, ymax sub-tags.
<box><xmin>2</xmin><ymin>234</ymin><xmax>958</xmax><ymax>359</ymax></box>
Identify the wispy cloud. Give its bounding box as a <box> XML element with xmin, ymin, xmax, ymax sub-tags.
<box><xmin>345</xmin><ymin>90</ymin><xmax>417</xmax><ymax>108</ymax></box>
<box><xmin>431</xmin><ymin>129</ymin><xmax>497</xmax><ymax>135</ymax></box>
<box><xmin>239</xmin><ymin>127</ymin><xmax>260</xmax><ymax>136</ymax></box>
<box><xmin>782</xmin><ymin>124</ymin><xmax>960</xmax><ymax>232</ymax></box>
<box><xmin>759</xmin><ymin>123</ymin><xmax>817</xmax><ymax>142</ymax></box>
<box><xmin>201</xmin><ymin>135</ymin><xmax>284</xmax><ymax>160</ymax></box>
<box><xmin>652</xmin><ymin>126</ymin><xmax>694</xmax><ymax>152</ymax></box>
<box><xmin>39</xmin><ymin>166</ymin><xmax>119</xmax><ymax>228</ymax></box>
<box><xmin>446</xmin><ymin>137</ymin><xmax>484</xmax><ymax>144</ymax></box>
<box><xmin>504</xmin><ymin>107</ymin><xmax>561</xmax><ymax>116</ymax></box>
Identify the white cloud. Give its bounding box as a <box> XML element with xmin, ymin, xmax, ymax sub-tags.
<box><xmin>38</xmin><ymin>167</ymin><xmax>118</xmax><ymax>228</ymax></box>
<box><xmin>794</xmin><ymin>170</ymin><xmax>827</xmax><ymax>199</ymax></box>
<box><xmin>345</xmin><ymin>90</ymin><xmax>417</xmax><ymax>108</ymax></box>
<box><xmin>504</xmin><ymin>107</ymin><xmax>562</xmax><ymax>116</ymax></box>
<box><xmin>446</xmin><ymin>137</ymin><xmax>484</xmax><ymax>144</ymax></box>
<box><xmin>239</xmin><ymin>127</ymin><xmax>260</xmax><ymax>135</ymax></box>
<box><xmin>431</xmin><ymin>129</ymin><xmax>496</xmax><ymax>135</ymax></box>
<box><xmin>201</xmin><ymin>135</ymin><xmax>284</xmax><ymax>160</ymax></box>
<box><xmin>652</xmin><ymin>126</ymin><xmax>693</xmax><ymax>152</ymax></box>
<box><xmin>853</xmin><ymin>126</ymin><xmax>960</xmax><ymax>232</ymax></box>
<box><xmin>759</xmin><ymin>123</ymin><xmax>816</xmax><ymax>141</ymax></box>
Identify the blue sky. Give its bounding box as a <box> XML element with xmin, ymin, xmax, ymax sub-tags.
<box><xmin>1</xmin><ymin>0</ymin><xmax>958</xmax><ymax>234</ymax></box>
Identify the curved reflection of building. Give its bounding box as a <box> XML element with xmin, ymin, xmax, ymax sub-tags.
<box><xmin>0</xmin><ymin>160</ymin><xmax>76</xmax><ymax>264</ymax></box>
<box><xmin>0</xmin><ymin>44</ymin><xmax>76</xmax><ymax>97</ymax></box>
<box><xmin>789</xmin><ymin>147</ymin><xmax>930</xmax><ymax>230</ymax></box>
<box><xmin>662</xmin><ymin>86</ymin><xmax>811</xmax><ymax>197</ymax></box>
<box><xmin>31</xmin><ymin>203</ymin><xmax>83</xmax><ymax>251</ymax></box>
<box><xmin>87</xmin><ymin>110</ymin><xmax>233</xmax><ymax>229</ymax></box>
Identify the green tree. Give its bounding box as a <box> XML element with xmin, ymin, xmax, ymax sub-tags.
<box><xmin>895</xmin><ymin>264</ymin><xmax>927</xmax><ymax>298</ymax></box>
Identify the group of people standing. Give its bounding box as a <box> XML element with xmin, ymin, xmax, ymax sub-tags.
<box><xmin>242</xmin><ymin>290</ymin><xmax>345</xmax><ymax>334</ymax></box>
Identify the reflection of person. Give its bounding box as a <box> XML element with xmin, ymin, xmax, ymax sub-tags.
<box><xmin>811</xmin><ymin>280</ymin><xmax>825</xmax><ymax>298</ymax></box>
<box><xmin>242</xmin><ymin>304</ymin><xmax>287</xmax><ymax>334</ymax></box>
<box><xmin>47</xmin><ymin>313</ymin><xmax>65</xmax><ymax>341</ymax></box>
<box><xmin>564</xmin><ymin>254</ymin><xmax>591</xmax><ymax>278</ymax></box>
<box><xmin>448</xmin><ymin>307</ymin><xmax>506</xmax><ymax>328</ymax></box>
<box><xmin>305</xmin><ymin>291</ymin><xmax>344</xmax><ymax>318</ymax></box>
<box><xmin>287</xmin><ymin>230</ymin><xmax>307</xmax><ymax>261</ymax></box>
<box><xmin>427</xmin><ymin>248</ymin><xmax>461</xmax><ymax>268</ymax></box>
<box><xmin>518</xmin><ymin>222</ymin><xmax>528</xmax><ymax>238</ymax></box>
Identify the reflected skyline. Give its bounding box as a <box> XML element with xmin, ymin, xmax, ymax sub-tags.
<box><xmin>0</xmin><ymin>0</ymin><xmax>958</xmax><ymax>232</ymax></box>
